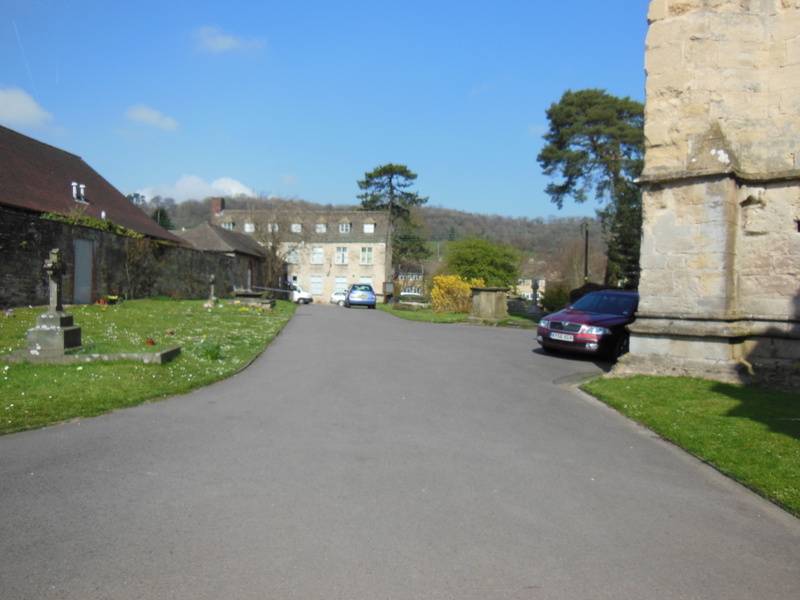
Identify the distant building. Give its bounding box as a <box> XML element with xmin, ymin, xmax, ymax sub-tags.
<box><xmin>208</xmin><ymin>198</ymin><xmax>391</xmax><ymax>301</ymax></box>
<box><xmin>174</xmin><ymin>223</ymin><xmax>266</xmax><ymax>291</ymax></box>
<box><xmin>396</xmin><ymin>263</ymin><xmax>425</xmax><ymax>295</ymax></box>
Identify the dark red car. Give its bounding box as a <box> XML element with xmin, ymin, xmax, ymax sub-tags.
<box><xmin>536</xmin><ymin>290</ymin><xmax>639</xmax><ymax>360</ymax></box>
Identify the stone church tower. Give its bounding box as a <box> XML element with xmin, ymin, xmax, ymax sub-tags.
<box><xmin>616</xmin><ymin>0</ymin><xmax>800</xmax><ymax>388</ymax></box>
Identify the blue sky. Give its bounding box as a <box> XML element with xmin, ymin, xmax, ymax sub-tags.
<box><xmin>2</xmin><ymin>1</ymin><xmax>648</xmax><ymax>219</ymax></box>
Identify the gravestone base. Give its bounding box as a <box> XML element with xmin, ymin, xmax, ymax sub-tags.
<box><xmin>26</xmin><ymin>311</ymin><xmax>82</xmax><ymax>354</ymax></box>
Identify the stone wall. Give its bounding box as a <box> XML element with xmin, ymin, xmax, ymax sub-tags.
<box><xmin>0</xmin><ymin>207</ymin><xmax>258</xmax><ymax>308</ymax></box>
<box><xmin>615</xmin><ymin>0</ymin><xmax>800</xmax><ymax>390</ymax></box>
<box><xmin>644</xmin><ymin>0</ymin><xmax>800</xmax><ymax>178</ymax></box>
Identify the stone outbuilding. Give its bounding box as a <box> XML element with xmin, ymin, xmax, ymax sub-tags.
<box><xmin>174</xmin><ymin>223</ymin><xmax>267</xmax><ymax>291</ymax></box>
<box><xmin>0</xmin><ymin>126</ymin><xmax>257</xmax><ymax>306</ymax></box>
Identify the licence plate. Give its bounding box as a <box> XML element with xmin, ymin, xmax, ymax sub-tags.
<box><xmin>550</xmin><ymin>332</ymin><xmax>574</xmax><ymax>342</ymax></box>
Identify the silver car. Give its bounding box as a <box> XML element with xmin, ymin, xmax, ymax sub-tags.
<box><xmin>329</xmin><ymin>291</ymin><xmax>347</xmax><ymax>306</ymax></box>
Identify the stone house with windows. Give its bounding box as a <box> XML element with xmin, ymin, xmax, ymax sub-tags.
<box><xmin>396</xmin><ymin>263</ymin><xmax>425</xmax><ymax>295</ymax></box>
<box><xmin>208</xmin><ymin>197</ymin><xmax>391</xmax><ymax>301</ymax></box>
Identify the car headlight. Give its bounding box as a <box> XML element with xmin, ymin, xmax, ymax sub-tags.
<box><xmin>581</xmin><ymin>325</ymin><xmax>611</xmax><ymax>335</ymax></box>
<box><xmin>539</xmin><ymin>319</ymin><xmax>550</xmax><ymax>329</ymax></box>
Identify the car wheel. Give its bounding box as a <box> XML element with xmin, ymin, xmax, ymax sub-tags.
<box><xmin>368</xmin><ymin>304</ymin><xmax>376</xmax><ymax>309</ymax></box>
<box><xmin>541</xmin><ymin>345</ymin><xmax>558</xmax><ymax>354</ymax></box>
<box><xmin>338</xmin><ymin>300</ymin><xmax>345</xmax><ymax>307</ymax></box>
<box><xmin>610</xmin><ymin>333</ymin><xmax>630</xmax><ymax>360</ymax></box>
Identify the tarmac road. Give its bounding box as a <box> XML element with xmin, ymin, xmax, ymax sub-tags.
<box><xmin>1</xmin><ymin>304</ymin><xmax>799</xmax><ymax>599</ymax></box>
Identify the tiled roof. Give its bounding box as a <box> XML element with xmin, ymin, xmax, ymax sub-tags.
<box><xmin>174</xmin><ymin>223</ymin><xmax>266</xmax><ymax>259</ymax></box>
<box><xmin>213</xmin><ymin>209</ymin><xmax>389</xmax><ymax>244</ymax></box>
<box><xmin>0</xmin><ymin>125</ymin><xmax>183</xmax><ymax>243</ymax></box>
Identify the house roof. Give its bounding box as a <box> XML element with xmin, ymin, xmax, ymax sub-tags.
<box><xmin>0</xmin><ymin>125</ymin><xmax>183</xmax><ymax>243</ymax></box>
<box><xmin>174</xmin><ymin>223</ymin><xmax>267</xmax><ymax>259</ymax></box>
<box><xmin>212</xmin><ymin>208</ymin><xmax>390</xmax><ymax>244</ymax></box>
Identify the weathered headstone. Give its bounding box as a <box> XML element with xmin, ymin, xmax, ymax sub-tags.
<box><xmin>470</xmin><ymin>287</ymin><xmax>509</xmax><ymax>322</ymax></box>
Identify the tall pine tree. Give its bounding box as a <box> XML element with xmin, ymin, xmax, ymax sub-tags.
<box><xmin>537</xmin><ymin>89</ymin><xmax>644</xmax><ymax>288</ymax></box>
<box><xmin>357</xmin><ymin>163</ymin><xmax>431</xmax><ymax>267</ymax></box>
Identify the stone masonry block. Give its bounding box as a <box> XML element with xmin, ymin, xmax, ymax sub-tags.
<box><xmin>648</xmin><ymin>0</ymin><xmax>668</xmax><ymax>21</ymax></box>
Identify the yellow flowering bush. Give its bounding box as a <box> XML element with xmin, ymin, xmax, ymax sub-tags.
<box><xmin>430</xmin><ymin>275</ymin><xmax>485</xmax><ymax>313</ymax></box>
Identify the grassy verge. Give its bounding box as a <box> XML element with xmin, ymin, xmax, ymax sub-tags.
<box><xmin>1</xmin><ymin>298</ymin><xmax>295</xmax><ymax>435</ymax></box>
<box><xmin>376</xmin><ymin>304</ymin><xmax>539</xmax><ymax>326</ymax></box>
<box><xmin>583</xmin><ymin>375</ymin><xmax>800</xmax><ymax>516</ymax></box>
<box><xmin>376</xmin><ymin>303</ymin><xmax>470</xmax><ymax>323</ymax></box>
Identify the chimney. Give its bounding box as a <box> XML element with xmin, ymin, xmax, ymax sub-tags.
<box><xmin>210</xmin><ymin>197</ymin><xmax>225</xmax><ymax>221</ymax></box>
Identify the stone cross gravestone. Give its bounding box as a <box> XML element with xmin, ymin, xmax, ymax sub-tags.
<box><xmin>26</xmin><ymin>248</ymin><xmax>82</xmax><ymax>355</ymax></box>
<box><xmin>45</xmin><ymin>247</ymin><xmax>64</xmax><ymax>312</ymax></box>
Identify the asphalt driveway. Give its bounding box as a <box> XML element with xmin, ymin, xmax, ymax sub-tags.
<box><xmin>1</xmin><ymin>305</ymin><xmax>798</xmax><ymax>599</ymax></box>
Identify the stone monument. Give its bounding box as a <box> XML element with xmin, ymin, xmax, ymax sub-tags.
<box><xmin>470</xmin><ymin>287</ymin><xmax>509</xmax><ymax>322</ymax></box>
<box><xmin>615</xmin><ymin>0</ymin><xmax>800</xmax><ymax>389</ymax></box>
<box><xmin>25</xmin><ymin>248</ymin><xmax>82</xmax><ymax>357</ymax></box>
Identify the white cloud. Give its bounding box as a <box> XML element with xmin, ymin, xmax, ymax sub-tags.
<box><xmin>125</xmin><ymin>104</ymin><xmax>179</xmax><ymax>131</ymax></box>
<box><xmin>0</xmin><ymin>86</ymin><xmax>54</xmax><ymax>128</ymax></box>
<box><xmin>212</xmin><ymin>177</ymin><xmax>255</xmax><ymax>197</ymax></box>
<box><xmin>138</xmin><ymin>175</ymin><xmax>254</xmax><ymax>202</ymax></box>
<box><xmin>192</xmin><ymin>26</ymin><xmax>266</xmax><ymax>54</ymax></box>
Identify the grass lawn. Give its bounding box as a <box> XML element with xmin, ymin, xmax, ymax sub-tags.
<box><xmin>376</xmin><ymin>302</ymin><xmax>470</xmax><ymax>323</ymax></box>
<box><xmin>583</xmin><ymin>375</ymin><xmax>800</xmax><ymax>517</ymax></box>
<box><xmin>0</xmin><ymin>298</ymin><xmax>295</xmax><ymax>435</ymax></box>
<box><xmin>376</xmin><ymin>302</ymin><xmax>537</xmax><ymax>327</ymax></box>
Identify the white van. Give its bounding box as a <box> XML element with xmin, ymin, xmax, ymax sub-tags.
<box><xmin>289</xmin><ymin>283</ymin><xmax>313</xmax><ymax>304</ymax></box>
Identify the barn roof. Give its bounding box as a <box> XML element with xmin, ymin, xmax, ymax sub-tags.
<box><xmin>175</xmin><ymin>223</ymin><xmax>266</xmax><ymax>259</ymax></box>
<box><xmin>0</xmin><ymin>125</ymin><xmax>183</xmax><ymax>243</ymax></box>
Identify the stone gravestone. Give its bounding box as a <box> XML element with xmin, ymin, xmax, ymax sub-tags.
<box><xmin>469</xmin><ymin>287</ymin><xmax>509</xmax><ymax>322</ymax></box>
<box><xmin>25</xmin><ymin>248</ymin><xmax>82</xmax><ymax>356</ymax></box>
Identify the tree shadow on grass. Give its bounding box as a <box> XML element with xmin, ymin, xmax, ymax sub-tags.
<box><xmin>712</xmin><ymin>380</ymin><xmax>800</xmax><ymax>442</ymax></box>
<box><xmin>719</xmin><ymin>287</ymin><xmax>800</xmax><ymax>440</ymax></box>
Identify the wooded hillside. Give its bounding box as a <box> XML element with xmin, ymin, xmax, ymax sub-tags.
<box><xmin>158</xmin><ymin>197</ymin><xmax>600</xmax><ymax>257</ymax></box>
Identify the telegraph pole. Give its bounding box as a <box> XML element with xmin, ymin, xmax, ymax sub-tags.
<box><xmin>581</xmin><ymin>222</ymin><xmax>589</xmax><ymax>282</ymax></box>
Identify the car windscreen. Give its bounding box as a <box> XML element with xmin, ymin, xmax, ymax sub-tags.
<box><xmin>351</xmin><ymin>285</ymin><xmax>373</xmax><ymax>291</ymax></box>
<box><xmin>571</xmin><ymin>293</ymin><xmax>636</xmax><ymax>316</ymax></box>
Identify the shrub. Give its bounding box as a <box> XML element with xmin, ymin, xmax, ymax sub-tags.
<box><xmin>540</xmin><ymin>283</ymin><xmax>571</xmax><ymax>313</ymax></box>
<box><xmin>430</xmin><ymin>275</ymin><xmax>485</xmax><ymax>314</ymax></box>
<box><xmin>443</xmin><ymin>237</ymin><xmax>520</xmax><ymax>287</ymax></box>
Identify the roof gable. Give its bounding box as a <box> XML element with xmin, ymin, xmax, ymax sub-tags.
<box><xmin>175</xmin><ymin>223</ymin><xmax>266</xmax><ymax>259</ymax></box>
<box><xmin>0</xmin><ymin>125</ymin><xmax>183</xmax><ymax>243</ymax></box>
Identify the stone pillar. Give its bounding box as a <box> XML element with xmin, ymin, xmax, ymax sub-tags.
<box><xmin>615</xmin><ymin>1</ymin><xmax>800</xmax><ymax>390</ymax></box>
